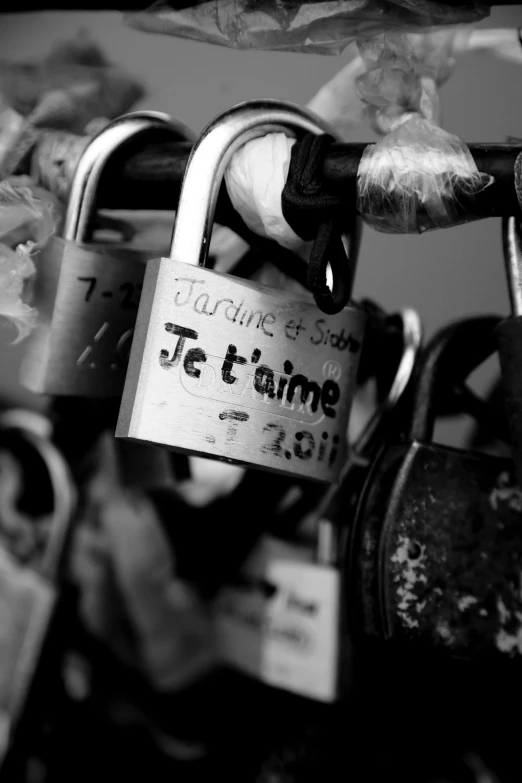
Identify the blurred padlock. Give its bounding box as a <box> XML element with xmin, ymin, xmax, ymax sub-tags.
<box><xmin>212</xmin><ymin>522</ymin><xmax>347</xmax><ymax>702</ymax></box>
<box><xmin>350</xmin><ymin>316</ymin><xmax>522</xmax><ymax>657</ymax></box>
<box><xmin>0</xmin><ymin>413</ymin><xmax>76</xmax><ymax>771</ymax></box>
<box><xmin>117</xmin><ymin>100</ymin><xmax>365</xmax><ymax>482</ymax></box>
<box><xmin>20</xmin><ymin>111</ymin><xmax>195</xmax><ymax>397</ymax></box>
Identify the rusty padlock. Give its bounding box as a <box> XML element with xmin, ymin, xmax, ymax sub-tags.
<box><xmin>349</xmin><ymin>315</ymin><xmax>522</xmax><ymax>657</ymax></box>
<box><xmin>117</xmin><ymin>100</ymin><xmax>365</xmax><ymax>482</ymax></box>
<box><xmin>20</xmin><ymin>111</ymin><xmax>195</xmax><ymax>397</ymax></box>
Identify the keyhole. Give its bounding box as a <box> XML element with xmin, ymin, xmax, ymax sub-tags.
<box><xmin>407</xmin><ymin>541</ymin><xmax>422</xmax><ymax>560</ymax></box>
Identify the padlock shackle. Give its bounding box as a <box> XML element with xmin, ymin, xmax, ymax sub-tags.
<box><xmin>303</xmin><ymin>307</ymin><xmax>422</xmax><ymax>530</ymax></box>
<box><xmin>64</xmin><ymin>111</ymin><xmax>195</xmax><ymax>244</ymax></box>
<box><xmin>409</xmin><ymin>316</ymin><xmax>502</xmax><ymax>443</ymax></box>
<box><xmin>0</xmin><ymin>413</ymin><xmax>77</xmax><ymax>579</ymax></box>
<box><xmin>354</xmin><ymin>307</ymin><xmax>423</xmax><ymax>457</ymax></box>
<box><xmin>502</xmin><ymin>216</ymin><xmax>522</xmax><ymax>317</ymax></box>
<box><xmin>169</xmin><ymin>98</ymin><xmax>361</xmax><ymax>297</ymax></box>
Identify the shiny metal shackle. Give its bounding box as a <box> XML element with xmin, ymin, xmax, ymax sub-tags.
<box><xmin>169</xmin><ymin>98</ymin><xmax>362</xmax><ymax>294</ymax></box>
<box><xmin>502</xmin><ymin>216</ymin><xmax>522</xmax><ymax>317</ymax></box>
<box><xmin>0</xmin><ymin>411</ymin><xmax>77</xmax><ymax>579</ymax></box>
<box><xmin>64</xmin><ymin>111</ymin><xmax>196</xmax><ymax>244</ymax></box>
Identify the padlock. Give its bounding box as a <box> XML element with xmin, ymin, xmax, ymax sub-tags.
<box><xmin>495</xmin><ymin>216</ymin><xmax>522</xmax><ymax>485</ymax></box>
<box><xmin>20</xmin><ymin>111</ymin><xmax>195</xmax><ymax>397</ymax></box>
<box><xmin>116</xmin><ymin>100</ymin><xmax>366</xmax><ymax>482</ymax></box>
<box><xmin>310</xmin><ymin>306</ymin><xmax>423</xmax><ymax>551</ymax></box>
<box><xmin>0</xmin><ymin>413</ymin><xmax>76</xmax><ymax>771</ymax></box>
<box><xmin>212</xmin><ymin>518</ymin><xmax>348</xmax><ymax>703</ymax></box>
<box><xmin>349</xmin><ymin>315</ymin><xmax>522</xmax><ymax>657</ymax></box>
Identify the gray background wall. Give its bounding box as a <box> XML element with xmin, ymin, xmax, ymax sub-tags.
<box><xmin>0</xmin><ymin>6</ymin><xmax>521</xmax><ymax>441</ymax></box>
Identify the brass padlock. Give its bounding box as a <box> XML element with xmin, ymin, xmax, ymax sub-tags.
<box><xmin>117</xmin><ymin>100</ymin><xmax>366</xmax><ymax>482</ymax></box>
<box><xmin>20</xmin><ymin>111</ymin><xmax>195</xmax><ymax>398</ymax></box>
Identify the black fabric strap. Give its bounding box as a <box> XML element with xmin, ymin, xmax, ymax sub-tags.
<box><xmin>282</xmin><ymin>133</ymin><xmax>354</xmax><ymax>315</ymax></box>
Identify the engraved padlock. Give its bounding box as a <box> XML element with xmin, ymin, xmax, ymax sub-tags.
<box><xmin>117</xmin><ymin>100</ymin><xmax>366</xmax><ymax>482</ymax></box>
<box><xmin>20</xmin><ymin>112</ymin><xmax>195</xmax><ymax>398</ymax></box>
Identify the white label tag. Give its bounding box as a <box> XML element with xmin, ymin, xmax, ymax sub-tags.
<box><xmin>212</xmin><ymin>536</ymin><xmax>342</xmax><ymax>702</ymax></box>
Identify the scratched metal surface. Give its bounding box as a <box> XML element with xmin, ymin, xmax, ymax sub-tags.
<box><xmin>360</xmin><ymin>442</ymin><xmax>522</xmax><ymax>655</ymax></box>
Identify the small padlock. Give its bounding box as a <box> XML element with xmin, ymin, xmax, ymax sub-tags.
<box><xmin>349</xmin><ymin>315</ymin><xmax>522</xmax><ymax>657</ymax></box>
<box><xmin>20</xmin><ymin>111</ymin><xmax>195</xmax><ymax>397</ymax></box>
<box><xmin>117</xmin><ymin>100</ymin><xmax>365</xmax><ymax>482</ymax></box>
<box><xmin>212</xmin><ymin>517</ymin><xmax>347</xmax><ymax>702</ymax></box>
<box><xmin>0</xmin><ymin>414</ymin><xmax>76</xmax><ymax>771</ymax></box>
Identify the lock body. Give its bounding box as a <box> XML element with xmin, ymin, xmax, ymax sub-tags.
<box><xmin>213</xmin><ymin>534</ymin><xmax>344</xmax><ymax>702</ymax></box>
<box><xmin>21</xmin><ymin>237</ymin><xmax>146</xmax><ymax>397</ymax></box>
<box><xmin>352</xmin><ymin>440</ymin><xmax>522</xmax><ymax>657</ymax></box>
<box><xmin>117</xmin><ymin>258</ymin><xmax>365</xmax><ymax>482</ymax></box>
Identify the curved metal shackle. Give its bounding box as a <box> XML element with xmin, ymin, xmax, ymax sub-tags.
<box><xmin>169</xmin><ymin>98</ymin><xmax>362</xmax><ymax>292</ymax></box>
<box><xmin>408</xmin><ymin>315</ymin><xmax>502</xmax><ymax>444</ymax></box>
<box><xmin>64</xmin><ymin>111</ymin><xmax>195</xmax><ymax>244</ymax></box>
<box><xmin>0</xmin><ymin>411</ymin><xmax>77</xmax><ymax>579</ymax></box>
<box><xmin>354</xmin><ymin>307</ymin><xmax>423</xmax><ymax>458</ymax></box>
<box><xmin>502</xmin><ymin>216</ymin><xmax>522</xmax><ymax>317</ymax></box>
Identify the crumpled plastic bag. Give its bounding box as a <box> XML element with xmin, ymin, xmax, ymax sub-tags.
<box><xmin>126</xmin><ymin>0</ymin><xmax>489</xmax><ymax>55</ymax></box>
<box><xmin>354</xmin><ymin>29</ymin><xmax>492</xmax><ymax>233</ymax></box>
<box><xmin>0</xmin><ymin>181</ymin><xmax>56</xmax><ymax>342</ymax></box>
<box><xmin>0</xmin><ymin>29</ymin><xmax>144</xmax><ymax>135</ymax></box>
<box><xmin>357</xmin><ymin>113</ymin><xmax>493</xmax><ymax>233</ymax></box>
<box><xmin>355</xmin><ymin>27</ymin><xmax>471</xmax><ymax>135</ymax></box>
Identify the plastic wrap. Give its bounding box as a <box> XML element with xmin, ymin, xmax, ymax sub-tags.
<box><xmin>355</xmin><ymin>28</ymin><xmax>470</xmax><ymax>134</ymax></box>
<box><xmin>0</xmin><ymin>181</ymin><xmax>56</xmax><ymax>343</ymax></box>
<box><xmin>355</xmin><ymin>29</ymin><xmax>493</xmax><ymax>233</ymax></box>
<box><xmin>225</xmin><ymin>133</ymin><xmax>308</xmax><ymax>255</ymax></box>
<box><xmin>357</xmin><ymin>115</ymin><xmax>493</xmax><ymax>233</ymax></box>
<box><xmin>0</xmin><ymin>101</ymin><xmax>39</xmax><ymax>181</ymax></box>
<box><xmin>126</xmin><ymin>0</ymin><xmax>489</xmax><ymax>56</ymax></box>
<box><xmin>0</xmin><ymin>30</ymin><xmax>144</xmax><ymax>134</ymax></box>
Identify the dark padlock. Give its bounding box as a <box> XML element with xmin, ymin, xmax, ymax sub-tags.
<box><xmin>349</xmin><ymin>315</ymin><xmax>522</xmax><ymax>657</ymax></box>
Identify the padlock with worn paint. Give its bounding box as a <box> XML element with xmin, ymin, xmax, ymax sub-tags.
<box><xmin>117</xmin><ymin>100</ymin><xmax>365</xmax><ymax>482</ymax></box>
<box><xmin>350</xmin><ymin>315</ymin><xmax>522</xmax><ymax>657</ymax></box>
<box><xmin>0</xmin><ymin>413</ymin><xmax>76</xmax><ymax>774</ymax></box>
<box><xmin>20</xmin><ymin>111</ymin><xmax>195</xmax><ymax>397</ymax></box>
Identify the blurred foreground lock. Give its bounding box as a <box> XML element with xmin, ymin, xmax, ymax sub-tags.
<box><xmin>0</xmin><ymin>413</ymin><xmax>76</xmax><ymax>773</ymax></box>
<box><xmin>116</xmin><ymin>100</ymin><xmax>365</xmax><ymax>482</ymax></box>
<box><xmin>350</xmin><ymin>316</ymin><xmax>522</xmax><ymax>657</ymax></box>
